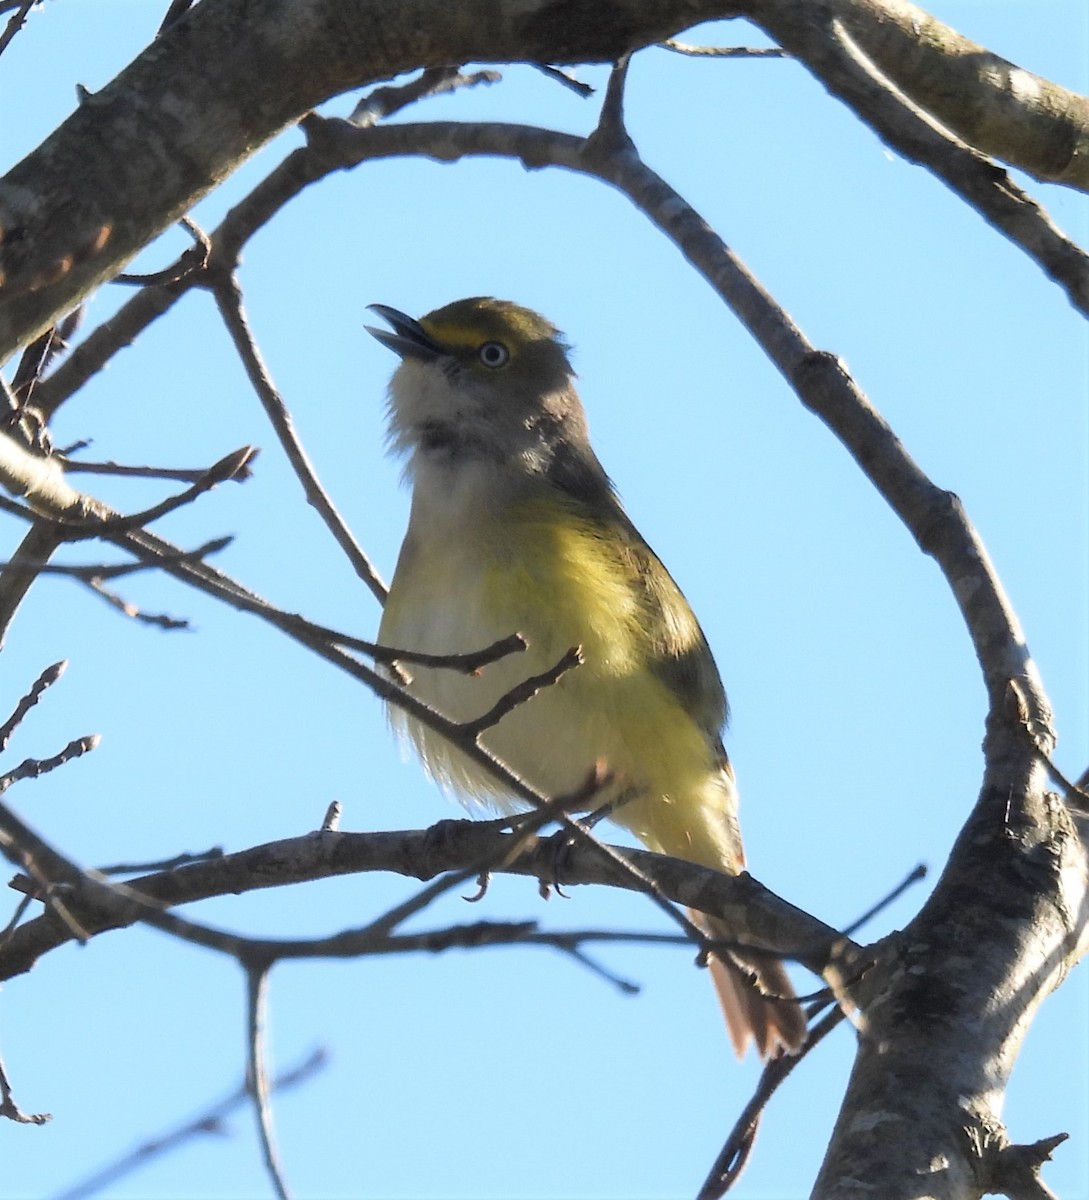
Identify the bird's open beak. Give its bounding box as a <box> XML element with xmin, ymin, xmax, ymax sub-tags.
<box><xmin>365</xmin><ymin>304</ymin><xmax>444</xmax><ymax>362</ymax></box>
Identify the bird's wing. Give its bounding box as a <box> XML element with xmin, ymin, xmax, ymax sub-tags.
<box><xmin>544</xmin><ymin>438</ymin><xmax>729</xmax><ymax>745</ymax></box>
<box><xmin>617</xmin><ymin>514</ymin><xmax>730</xmax><ymax>743</ymax></box>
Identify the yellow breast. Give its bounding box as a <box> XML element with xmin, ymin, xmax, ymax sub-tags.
<box><xmin>379</xmin><ymin>490</ymin><xmax>734</xmax><ymax>868</ymax></box>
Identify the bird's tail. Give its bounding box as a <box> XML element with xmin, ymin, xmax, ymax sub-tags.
<box><xmin>688</xmin><ymin>910</ymin><xmax>807</xmax><ymax>1061</ymax></box>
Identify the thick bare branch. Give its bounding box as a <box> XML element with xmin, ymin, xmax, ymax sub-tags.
<box><xmin>831</xmin><ymin>0</ymin><xmax>1089</xmax><ymax>190</ymax></box>
<box><xmin>0</xmin><ymin>0</ymin><xmax>723</xmax><ymax>356</ymax></box>
<box><xmin>0</xmin><ymin>818</ymin><xmax>850</xmax><ymax>984</ymax></box>
<box><xmin>733</xmin><ymin>1</ymin><xmax>1089</xmax><ymax>311</ymax></box>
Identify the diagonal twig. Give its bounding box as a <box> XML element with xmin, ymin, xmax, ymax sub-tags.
<box><xmin>0</xmin><ymin>736</ymin><xmax>100</xmax><ymax>796</ymax></box>
<box><xmin>47</xmin><ymin>1049</ymin><xmax>326</xmax><ymax>1200</ymax></box>
<box><xmin>0</xmin><ymin>0</ymin><xmax>34</xmax><ymax>60</ymax></box>
<box><xmin>0</xmin><ymin>662</ymin><xmax>67</xmax><ymax>753</ymax></box>
<box><xmin>208</xmin><ymin>270</ymin><xmax>388</xmax><ymax>604</ymax></box>
<box><xmin>697</xmin><ymin>1004</ymin><xmax>846</xmax><ymax>1199</ymax></box>
<box><xmin>82</xmin><ymin>578</ymin><xmax>192</xmax><ymax>630</ymax></box>
<box><xmin>459</xmin><ymin>647</ymin><xmax>583</xmax><ymax>739</ymax></box>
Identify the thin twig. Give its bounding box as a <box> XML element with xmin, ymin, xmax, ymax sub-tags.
<box><xmin>841</xmin><ymin>863</ymin><xmax>928</xmax><ymax>938</ymax></box>
<box><xmin>0</xmin><ymin>661</ymin><xmax>67</xmax><ymax>753</ymax></box>
<box><xmin>244</xmin><ymin>963</ymin><xmax>291</xmax><ymax>1200</ymax></box>
<box><xmin>58</xmin><ymin>459</ymin><xmax>209</xmax><ymax>483</ymax></box>
<box><xmin>367</xmin><ymin>631</ymin><xmax>527</xmax><ymax>673</ymax></box>
<box><xmin>47</xmin><ymin>1049</ymin><xmax>327</xmax><ymax>1200</ymax></box>
<box><xmin>10</xmin><ymin>309</ymin><xmax>82</xmax><ymax>408</ymax></box>
<box><xmin>0</xmin><ymin>823</ymin><xmax>92</xmax><ymax>948</ymax></box>
<box><xmin>0</xmin><ymin>0</ymin><xmax>34</xmax><ymax>60</ymax></box>
<box><xmin>96</xmin><ymin>848</ymin><xmax>225</xmax><ymax>876</ymax></box>
<box><xmin>0</xmin><ymin>891</ymin><xmax>34</xmax><ymax>949</ymax></box>
<box><xmin>82</xmin><ymin>579</ymin><xmax>191</xmax><ymax>630</ymax></box>
<box><xmin>209</xmin><ymin>270</ymin><xmax>388</xmax><ymax>604</ymax></box>
<box><xmin>68</xmin><ymin>446</ymin><xmax>256</xmax><ymax>535</ymax></box>
<box><xmin>459</xmin><ymin>647</ymin><xmax>583</xmax><ymax>739</ymax></box>
<box><xmin>0</xmin><ymin>535</ymin><xmax>233</xmax><ymax>580</ymax></box>
<box><xmin>531</xmin><ymin>63</ymin><xmax>595</xmax><ymax>97</ymax></box>
<box><xmin>113</xmin><ymin>217</ymin><xmax>211</xmax><ymax>287</ymax></box>
<box><xmin>0</xmin><ymin>456</ymin><xmax>248</xmax><ymax>542</ymax></box>
<box><xmin>697</xmin><ymin>1005</ymin><xmax>846</xmax><ymax>1199</ymax></box>
<box><xmin>548</xmin><ymin>939</ymin><xmax>641</xmax><ymax>994</ymax></box>
<box><xmin>0</xmin><ymin>736</ymin><xmax>100</xmax><ymax>796</ymax></box>
<box><xmin>11</xmin><ymin>328</ymin><xmax>56</xmax><ymax>403</ymax></box>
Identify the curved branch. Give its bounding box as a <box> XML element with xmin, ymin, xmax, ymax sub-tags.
<box><xmin>245</xmin><ymin>109</ymin><xmax>1083</xmax><ymax>1197</ymax></box>
<box><xmin>0</xmin><ymin>0</ymin><xmax>725</xmax><ymax>357</ymax></box>
<box><xmin>269</xmin><ymin>115</ymin><xmax>1050</xmax><ymax>738</ymax></box>
<box><xmin>735</xmin><ymin>0</ymin><xmax>1089</xmax><ymax>311</ymax></box>
<box><xmin>831</xmin><ymin>0</ymin><xmax>1089</xmax><ymax>191</ymax></box>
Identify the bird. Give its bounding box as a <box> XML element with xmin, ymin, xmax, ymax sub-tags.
<box><xmin>367</xmin><ymin>296</ymin><xmax>805</xmax><ymax>1059</ymax></box>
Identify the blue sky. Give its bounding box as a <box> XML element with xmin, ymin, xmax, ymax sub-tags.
<box><xmin>1</xmin><ymin>3</ymin><xmax>1087</xmax><ymax>1198</ymax></box>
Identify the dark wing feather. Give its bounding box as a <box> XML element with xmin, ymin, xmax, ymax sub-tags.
<box><xmin>616</xmin><ymin>511</ymin><xmax>729</xmax><ymax>742</ymax></box>
<box><xmin>544</xmin><ymin>441</ymin><xmax>729</xmax><ymax>744</ymax></box>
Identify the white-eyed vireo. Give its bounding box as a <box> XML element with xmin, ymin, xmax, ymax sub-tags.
<box><xmin>367</xmin><ymin>297</ymin><xmax>804</xmax><ymax>1059</ymax></box>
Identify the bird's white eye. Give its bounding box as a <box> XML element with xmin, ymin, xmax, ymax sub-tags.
<box><xmin>477</xmin><ymin>341</ymin><xmax>510</xmax><ymax>368</ymax></box>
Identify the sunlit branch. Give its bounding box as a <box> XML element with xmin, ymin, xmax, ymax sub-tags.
<box><xmin>1</xmin><ymin>814</ymin><xmax>850</xmax><ymax>985</ymax></box>
<box><xmin>735</xmin><ymin>1</ymin><xmax>1089</xmax><ymax>309</ymax></box>
<box><xmin>243</xmin><ymin>964</ymin><xmax>291</xmax><ymax>1200</ymax></box>
<box><xmin>0</xmin><ymin>1042</ymin><xmax>50</xmax><ymax>1126</ymax></box>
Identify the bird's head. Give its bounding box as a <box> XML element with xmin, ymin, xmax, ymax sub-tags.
<box><xmin>367</xmin><ymin>297</ymin><xmax>594</xmax><ymax>483</ymax></box>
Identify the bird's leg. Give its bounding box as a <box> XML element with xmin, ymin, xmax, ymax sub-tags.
<box><xmin>535</xmin><ymin>770</ymin><xmax>635</xmax><ymax>896</ymax></box>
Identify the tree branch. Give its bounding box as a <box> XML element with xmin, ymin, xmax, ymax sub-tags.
<box><xmin>735</xmin><ymin>1</ymin><xmax>1089</xmax><ymax>311</ymax></box>
<box><xmin>830</xmin><ymin>0</ymin><xmax>1089</xmax><ymax>191</ymax></box>
<box><xmin>0</xmin><ymin>817</ymin><xmax>851</xmax><ymax>984</ymax></box>
<box><xmin>0</xmin><ymin>0</ymin><xmax>725</xmax><ymax>356</ymax></box>
<box><xmin>48</xmin><ymin>1049</ymin><xmax>327</xmax><ymax>1200</ymax></box>
<box><xmin>208</xmin><ymin>270</ymin><xmax>388</xmax><ymax>604</ymax></box>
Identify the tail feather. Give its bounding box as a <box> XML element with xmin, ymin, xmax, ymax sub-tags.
<box><xmin>691</xmin><ymin>910</ymin><xmax>807</xmax><ymax>1060</ymax></box>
